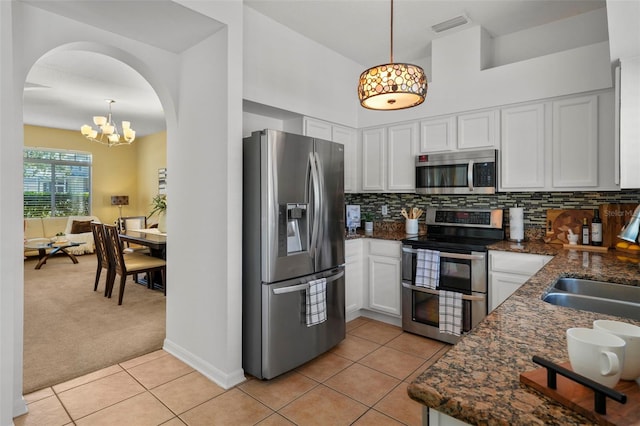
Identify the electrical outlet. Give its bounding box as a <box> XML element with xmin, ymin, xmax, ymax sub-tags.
<box><xmin>381</xmin><ymin>205</ymin><xmax>388</xmax><ymax>216</ymax></box>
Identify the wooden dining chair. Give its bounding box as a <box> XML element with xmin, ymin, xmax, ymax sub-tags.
<box><xmin>103</xmin><ymin>224</ymin><xmax>166</xmax><ymax>305</ymax></box>
<box><xmin>90</xmin><ymin>222</ymin><xmax>114</xmax><ymax>297</ymax></box>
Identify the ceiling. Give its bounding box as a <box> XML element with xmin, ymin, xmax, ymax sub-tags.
<box><xmin>22</xmin><ymin>0</ymin><xmax>606</xmax><ymax>137</ymax></box>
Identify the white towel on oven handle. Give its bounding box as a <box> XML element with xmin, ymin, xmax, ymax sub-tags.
<box><xmin>415</xmin><ymin>249</ymin><xmax>440</xmax><ymax>289</ymax></box>
<box><xmin>439</xmin><ymin>290</ymin><xmax>462</xmax><ymax>336</ymax></box>
<box><xmin>306</xmin><ymin>278</ymin><xmax>327</xmax><ymax>327</ymax></box>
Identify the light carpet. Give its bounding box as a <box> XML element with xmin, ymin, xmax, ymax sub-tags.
<box><xmin>23</xmin><ymin>254</ymin><xmax>165</xmax><ymax>394</ymax></box>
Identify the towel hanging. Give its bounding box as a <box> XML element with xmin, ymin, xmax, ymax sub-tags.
<box><xmin>306</xmin><ymin>278</ymin><xmax>327</xmax><ymax>327</ymax></box>
<box><xmin>416</xmin><ymin>249</ymin><xmax>440</xmax><ymax>289</ymax></box>
<box><xmin>439</xmin><ymin>290</ymin><xmax>462</xmax><ymax>336</ymax></box>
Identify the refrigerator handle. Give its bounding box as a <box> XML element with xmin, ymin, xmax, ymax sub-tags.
<box><xmin>309</xmin><ymin>152</ymin><xmax>321</xmax><ymax>258</ymax></box>
<box><xmin>314</xmin><ymin>151</ymin><xmax>325</xmax><ymax>247</ymax></box>
<box><xmin>272</xmin><ymin>269</ymin><xmax>345</xmax><ymax>295</ymax></box>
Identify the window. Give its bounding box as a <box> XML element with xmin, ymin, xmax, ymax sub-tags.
<box><xmin>23</xmin><ymin>148</ymin><xmax>92</xmax><ymax>218</ymax></box>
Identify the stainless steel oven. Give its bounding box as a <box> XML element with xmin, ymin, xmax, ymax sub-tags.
<box><xmin>401</xmin><ymin>209</ymin><xmax>504</xmax><ymax>344</ymax></box>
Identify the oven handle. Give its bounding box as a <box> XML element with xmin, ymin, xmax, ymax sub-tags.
<box><xmin>402</xmin><ymin>282</ymin><xmax>485</xmax><ymax>302</ymax></box>
<box><xmin>402</xmin><ymin>246</ymin><xmax>484</xmax><ymax>261</ymax></box>
<box><xmin>468</xmin><ymin>160</ymin><xmax>475</xmax><ymax>191</ymax></box>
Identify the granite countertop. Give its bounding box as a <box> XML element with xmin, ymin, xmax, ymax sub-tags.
<box><xmin>345</xmin><ymin>221</ymin><xmax>426</xmax><ymax>242</ymax></box>
<box><xmin>407</xmin><ymin>242</ymin><xmax>640</xmax><ymax>425</ymax></box>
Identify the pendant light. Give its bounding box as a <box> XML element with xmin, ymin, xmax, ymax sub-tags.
<box><xmin>358</xmin><ymin>0</ymin><xmax>428</xmax><ymax>110</ymax></box>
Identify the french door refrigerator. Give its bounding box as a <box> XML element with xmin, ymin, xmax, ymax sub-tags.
<box><xmin>242</xmin><ymin>129</ymin><xmax>346</xmax><ymax>379</ymax></box>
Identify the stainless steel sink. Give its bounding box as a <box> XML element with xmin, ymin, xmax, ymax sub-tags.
<box><xmin>542</xmin><ymin>278</ymin><xmax>640</xmax><ymax>320</ymax></box>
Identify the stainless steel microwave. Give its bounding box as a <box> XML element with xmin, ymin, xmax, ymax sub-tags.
<box><xmin>415</xmin><ymin>149</ymin><xmax>498</xmax><ymax>195</ymax></box>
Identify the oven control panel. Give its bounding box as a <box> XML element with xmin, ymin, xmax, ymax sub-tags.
<box><xmin>426</xmin><ymin>209</ymin><xmax>503</xmax><ymax>229</ymax></box>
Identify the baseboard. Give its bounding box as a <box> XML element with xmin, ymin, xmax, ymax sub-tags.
<box><xmin>14</xmin><ymin>395</ymin><xmax>27</xmax><ymax>419</ymax></box>
<box><xmin>162</xmin><ymin>339</ymin><xmax>246</xmax><ymax>390</ymax></box>
<box><xmin>358</xmin><ymin>309</ymin><xmax>402</xmax><ymax>327</ymax></box>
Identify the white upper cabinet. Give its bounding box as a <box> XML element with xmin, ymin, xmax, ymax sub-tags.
<box><xmin>498</xmin><ymin>92</ymin><xmax>615</xmax><ymax>192</ymax></box>
<box><xmin>298</xmin><ymin>117</ymin><xmax>359</xmax><ymax>193</ymax></box>
<box><xmin>619</xmin><ymin>56</ymin><xmax>640</xmax><ymax>189</ymax></box>
<box><xmin>457</xmin><ymin>110</ymin><xmax>499</xmax><ymax>150</ymax></box>
<box><xmin>552</xmin><ymin>95</ymin><xmax>598</xmax><ymax>188</ymax></box>
<box><xmin>500</xmin><ymin>103</ymin><xmax>546</xmax><ymax>189</ymax></box>
<box><xmin>420</xmin><ymin>116</ymin><xmax>456</xmax><ymax>152</ymax></box>
<box><xmin>362</xmin><ymin>123</ymin><xmax>417</xmax><ymax>192</ymax></box>
<box><xmin>361</xmin><ymin>127</ymin><xmax>386</xmax><ymax>191</ymax></box>
<box><xmin>387</xmin><ymin>122</ymin><xmax>418</xmax><ymax>191</ymax></box>
<box><xmin>419</xmin><ymin>109</ymin><xmax>498</xmax><ymax>153</ymax></box>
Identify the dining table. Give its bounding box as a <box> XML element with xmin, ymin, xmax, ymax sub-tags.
<box><xmin>119</xmin><ymin>229</ymin><xmax>166</xmax><ymax>259</ymax></box>
<box><xmin>119</xmin><ymin>229</ymin><xmax>167</xmax><ymax>290</ymax></box>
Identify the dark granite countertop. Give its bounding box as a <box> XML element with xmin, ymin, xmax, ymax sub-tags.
<box><xmin>407</xmin><ymin>243</ymin><xmax>640</xmax><ymax>424</ymax></box>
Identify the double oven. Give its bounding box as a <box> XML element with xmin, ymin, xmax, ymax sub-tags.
<box><xmin>401</xmin><ymin>209</ymin><xmax>504</xmax><ymax>344</ymax></box>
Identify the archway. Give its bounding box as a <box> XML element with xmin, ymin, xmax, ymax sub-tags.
<box><xmin>22</xmin><ymin>48</ymin><xmax>170</xmax><ymax>393</ymax></box>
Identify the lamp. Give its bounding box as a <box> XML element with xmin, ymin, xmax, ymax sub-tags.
<box><xmin>618</xmin><ymin>205</ymin><xmax>640</xmax><ymax>243</ymax></box>
<box><xmin>358</xmin><ymin>0</ymin><xmax>428</xmax><ymax>110</ymax></box>
<box><xmin>81</xmin><ymin>99</ymin><xmax>136</xmax><ymax>147</ymax></box>
<box><xmin>111</xmin><ymin>195</ymin><xmax>129</xmax><ymax>231</ymax></box>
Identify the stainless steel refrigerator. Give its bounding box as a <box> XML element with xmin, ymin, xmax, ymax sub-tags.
<box><xmin>242</xmin><ymin>129</ymin><xmax>346</xmax><ymax>379</ymax></box>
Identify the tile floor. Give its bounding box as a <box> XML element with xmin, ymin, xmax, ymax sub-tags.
<box><xmin>15</xmin><ymin>317</ymin><xmax>450</xmax><ymax>426</ymax></box>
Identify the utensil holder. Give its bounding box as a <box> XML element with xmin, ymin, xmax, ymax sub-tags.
<box><xmin>406</xmin><ymin>219</ymin><xmax>418</xmax><ymax>235</ymax></box>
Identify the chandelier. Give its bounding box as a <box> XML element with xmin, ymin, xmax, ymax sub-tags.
<box><xmin>80</xmin><ymin>99</ymin><xmax>136</xmax><ymax>146</ymax></box>
<box><xmin>358</xmin><ymin>0</ymin><xmax>428</xmax><ymax>110</ymax></box>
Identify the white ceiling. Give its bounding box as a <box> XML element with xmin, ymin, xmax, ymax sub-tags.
<box><xmin>21</xmin><ymin>0</ymin><xmax>606</xmax><ymax>137</ymax></box>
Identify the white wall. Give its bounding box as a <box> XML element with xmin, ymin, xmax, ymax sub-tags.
<box><xmin>0</xmin><ymin>2</ymin><xmax>244</xmax><ymax>424</ymax></box>
<box><xmin>243</xmin><ymin>6</ymin><xmax>361</xmax><ymax>128</ymax></box>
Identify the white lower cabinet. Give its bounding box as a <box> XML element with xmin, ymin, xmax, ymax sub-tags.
<box><xmin>366</xmin><ymin>239</ymin><xmax>402</xmax><ymax>316</ymax></box>
<box><xmin>428</xmin><ymin>408</ymin><xmax>471</xmax><ymax>426</ymax></box>
<box><xmin>345</xmin><ymin>239</ymin><xmax>363</xmax><ymax>320</ymax></box>
<box><xmin>488</xmin><ymin>250</ymin><xmax>553</xmax><ymax>312</ymax></box>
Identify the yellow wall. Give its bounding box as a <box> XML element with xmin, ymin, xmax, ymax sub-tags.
<box><xmin>135</xmin><ymin>131</ymin><xmax>167</xmax><ymax>226</ymax></box>
<box><xmin>24</xmin><ymin>125</ymin><xmax>166</xmax><ymax>225</ymax></box>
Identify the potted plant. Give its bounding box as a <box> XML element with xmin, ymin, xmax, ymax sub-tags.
<box><xmin>149</xmin><ymin>194</ymin><xmax>167</xmax><ymax>232</ymax></box>
<box><xmin>362</xmin><ymin>212</ymin><xmax>374</xmax><ymax>233</ymax></box>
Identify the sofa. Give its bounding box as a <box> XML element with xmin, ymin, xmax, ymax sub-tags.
<box><xmin>24</xmin><ymin>215</ymin><xmax>101</xmax><ymax>257</ymax></box>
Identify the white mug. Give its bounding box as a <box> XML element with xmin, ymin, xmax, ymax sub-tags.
<box><xmin>593</xmin><ymin>320</ymin><xmax>640</xmax><ymax>381</ymax></box>
<box><xmin>566</xmin><ymin>327</ymin><xmax>626</xmax><ymax>388</ymax></box>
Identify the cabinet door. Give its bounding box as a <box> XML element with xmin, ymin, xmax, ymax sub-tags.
<box><xmin>368</xmin><ymin>255</ymin><xmax>401</xmax><ymax>316</ymax></box>
<box><xmin>387</xmin><ymin>122</ymin><xmax>418</xmax><ymax>191</ymax></box>
<box><xmin>620</xmin><ymin>56</ymin><xmax>640</xmax><ymax>189</ymax></box>
<box><xmin>488</xmin><ymin>271</ymin><xmax>529</xmax><ymax>312</ymax></box>
<box><xmin>457</xmin><ymin>110</ymin><xmax>498</xmax><ymax>150</ymax></box>
<box><xmin>345</xmin><ymin>240</ymin><xmax>363</xmax><ymax>318</ymax></box>
<box><xmin>552</xmin><ymin>95</ymin><xmax>598</xmax><ymax>188</ymax></box>
<box><xmin>361</xmin><ymin>127</ymin><xmax>386</xmax><ymax>191</ymax></box>
<box><xmin>420</xmin><ymin>116</ymin><xmax>456</xmax><ymax>153</ymax></box>
<box><xmin>303</xmin><ymin>117</ymin><xmax>332</xmax><ymax>140</ymax></box>
<box><xmin>500</xmin><ymin>104</ymin><xmax>545</xmax><ymax>189</ymax></box>
<box><xmin>332</xmin><ymin>125</ymin><xmax>358</xmax><ymax>193</ymax></box>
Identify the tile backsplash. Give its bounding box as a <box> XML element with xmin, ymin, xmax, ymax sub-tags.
<box><xmin>346</xmin><ymin>190</ymin><xmax>640</xmax><ymax>232</ymax></box>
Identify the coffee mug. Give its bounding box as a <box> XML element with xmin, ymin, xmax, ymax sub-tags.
<box><xmin>593</xmin><ymin>320</ymin><xmax>640</xmax><ymax>381</ymax></box>
<box><xmin>566</xmin><ymin>327</ymin><xmax>626</xmax><ymax>388</ymax></box>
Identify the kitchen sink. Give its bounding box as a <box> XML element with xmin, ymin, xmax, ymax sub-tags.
<box><xmin>542</xmin><ymin>278</ymin><xmax>640</xmax><ymax>320</ymax></box>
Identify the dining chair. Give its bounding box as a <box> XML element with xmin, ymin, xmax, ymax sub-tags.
<box><xmin>90</xmin><ymin>222</ymin><xmax>114</xmax><ymax>297</ymax></box>
<box><xmin>103</xmin><ymin>224</ymin><xmax>166</xmax><ymax>305</ymax></box>
<box><xmin>120</xmin><ymin>216</ymin><xmax>151</xmax><ymax>253</ymax></box>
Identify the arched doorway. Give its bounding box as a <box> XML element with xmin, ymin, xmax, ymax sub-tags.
<box><xmin>22</xmin><ymin>49</ymin><xmax>169</xmax><ymax>393</ymax></box>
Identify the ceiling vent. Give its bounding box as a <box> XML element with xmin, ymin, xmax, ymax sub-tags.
<box><xmin>431</xmin><ymin>14</ymin><xmax>470</xmax><ymax>34</ymax></box>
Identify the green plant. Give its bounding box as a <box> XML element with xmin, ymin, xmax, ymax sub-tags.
<box><xmin>362</xmin><ymin>212</ymin><xmax>374</xmax><ymax>222</ymax></box>
<box><xmin>148</xmin><ymin>194</ymin><xmax>167</xmax><ymax>218</ymax></box>
<box><xmin>56</xmin><ymin>232</ymin><xmax>65</xmax><ymax>236</ymax></box>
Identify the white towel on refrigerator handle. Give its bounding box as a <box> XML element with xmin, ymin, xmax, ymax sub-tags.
<box><xmin>439</xmin><ymin>290</ymin><xmax>462</xmax><ymax>336</ymax></box>
<box><xmin>415</xmin><ymin>249</ymin><xmax>440</xmax><ymax>289</ymax></box>
<box><xmin>306</xmin><ymin>278</ymin><xmax>327</xmax><ymax>327</ymax></box>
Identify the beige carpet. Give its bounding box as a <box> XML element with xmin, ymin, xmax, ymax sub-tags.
<box><xmin>23</xmin><ymin>254</ymin><xmax>166</xmax><ymax>394</ymax></box>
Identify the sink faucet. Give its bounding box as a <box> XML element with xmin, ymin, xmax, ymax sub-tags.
<box><xmin>618</xmin><ymin>205</ymin><xmax>640</xmax><ymax>243</ymax></box>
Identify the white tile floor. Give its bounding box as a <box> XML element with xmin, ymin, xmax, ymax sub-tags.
<box><xmin>16</xmin><ymin>317</ymin><xmax>450</xmax><ymax>426</ymax></box>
